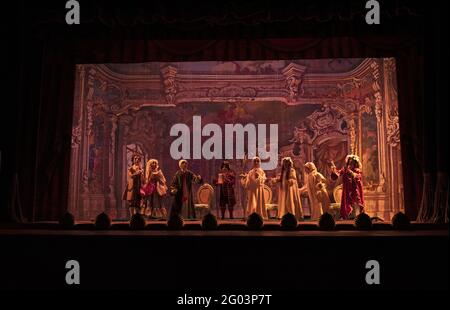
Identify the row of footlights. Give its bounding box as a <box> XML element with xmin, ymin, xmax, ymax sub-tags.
<box><xmin>58</xmin><ymin>212</ymin><xmax>412</xmax><ymax>231</ymax></box>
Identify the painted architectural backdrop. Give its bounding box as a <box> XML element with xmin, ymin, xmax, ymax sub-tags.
<box><xmin>69</xmin><ymin>58</ymin><xmax>403</xmax><ymax>221</ymax></box>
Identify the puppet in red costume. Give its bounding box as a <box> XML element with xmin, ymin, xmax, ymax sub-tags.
<box><xmin>330</xmin><ymin>155</ymin><xmax>365</xmax><ymax>219</ymax></box>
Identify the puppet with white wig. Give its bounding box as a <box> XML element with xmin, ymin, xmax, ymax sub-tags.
<box><xmin>122</xmin><ymin>154</ymin><xmax>145</xmax><ymax>219</ymax></box>
<box><xmin>143</xmin><ymin>159</ymin><xmax>167</xmax><ymax>219</ymax></box>
<box><xmin>330</xmin><ymin>154</ymin><xmax>365</xmax><ymax>219</ymax></box>
<box><xmin>240</xmin><ymin>156</ymin><xmax>268</xmax><ymax>219</ymax></box>
<box><xmin>272</xmin><ymin>157</ymin><xmax>304</xmax><ymax>220</ymax></box>
<box><xmin>299</xmin><ymin>161</ymin><xmax>330</xmax><ymax>221</ymax></box>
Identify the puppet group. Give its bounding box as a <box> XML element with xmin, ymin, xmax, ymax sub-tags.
<box><xmin>122</xmin><ymin>154</ymin><xmax>365</xmax><ymax>221</ymax></box>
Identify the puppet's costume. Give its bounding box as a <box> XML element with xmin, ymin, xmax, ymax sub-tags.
<box><xmin>215</xmin><ymin>162</ymin><xmax>237</xmax><ymax>219</ymax></box>
<box><xmin>331</xmin><ymin>155</ymin><xmax>365</xmax><ymax>219</ymax></box>
<box><xmin>169</xmin><ymin>160</ymin><xmax>202</xmax><ymax>219</ymax></box>
<box><xmin>300</xmin><ymin>162</ymin><xmax>330</xmax><ymax>221</ymax></box>
<box><xmin>275</xmin><ymin>157</ymin><xmax>304</xmax><ymax>220</ymax></box>
<box><xmin>241</xmin><ymin>157</ymin><xmax>268</xmax><ymax>220</ymax></box>
<box><xmin>143</xmin><ymin>159</ymin><xmax>167</xmax><ymax>219</ymax></box>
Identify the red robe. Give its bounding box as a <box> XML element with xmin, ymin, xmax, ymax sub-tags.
<box><xmin>331</xmin><ymin>167</ymin><xmax>364</xmax><ymax>219</ymax></box>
